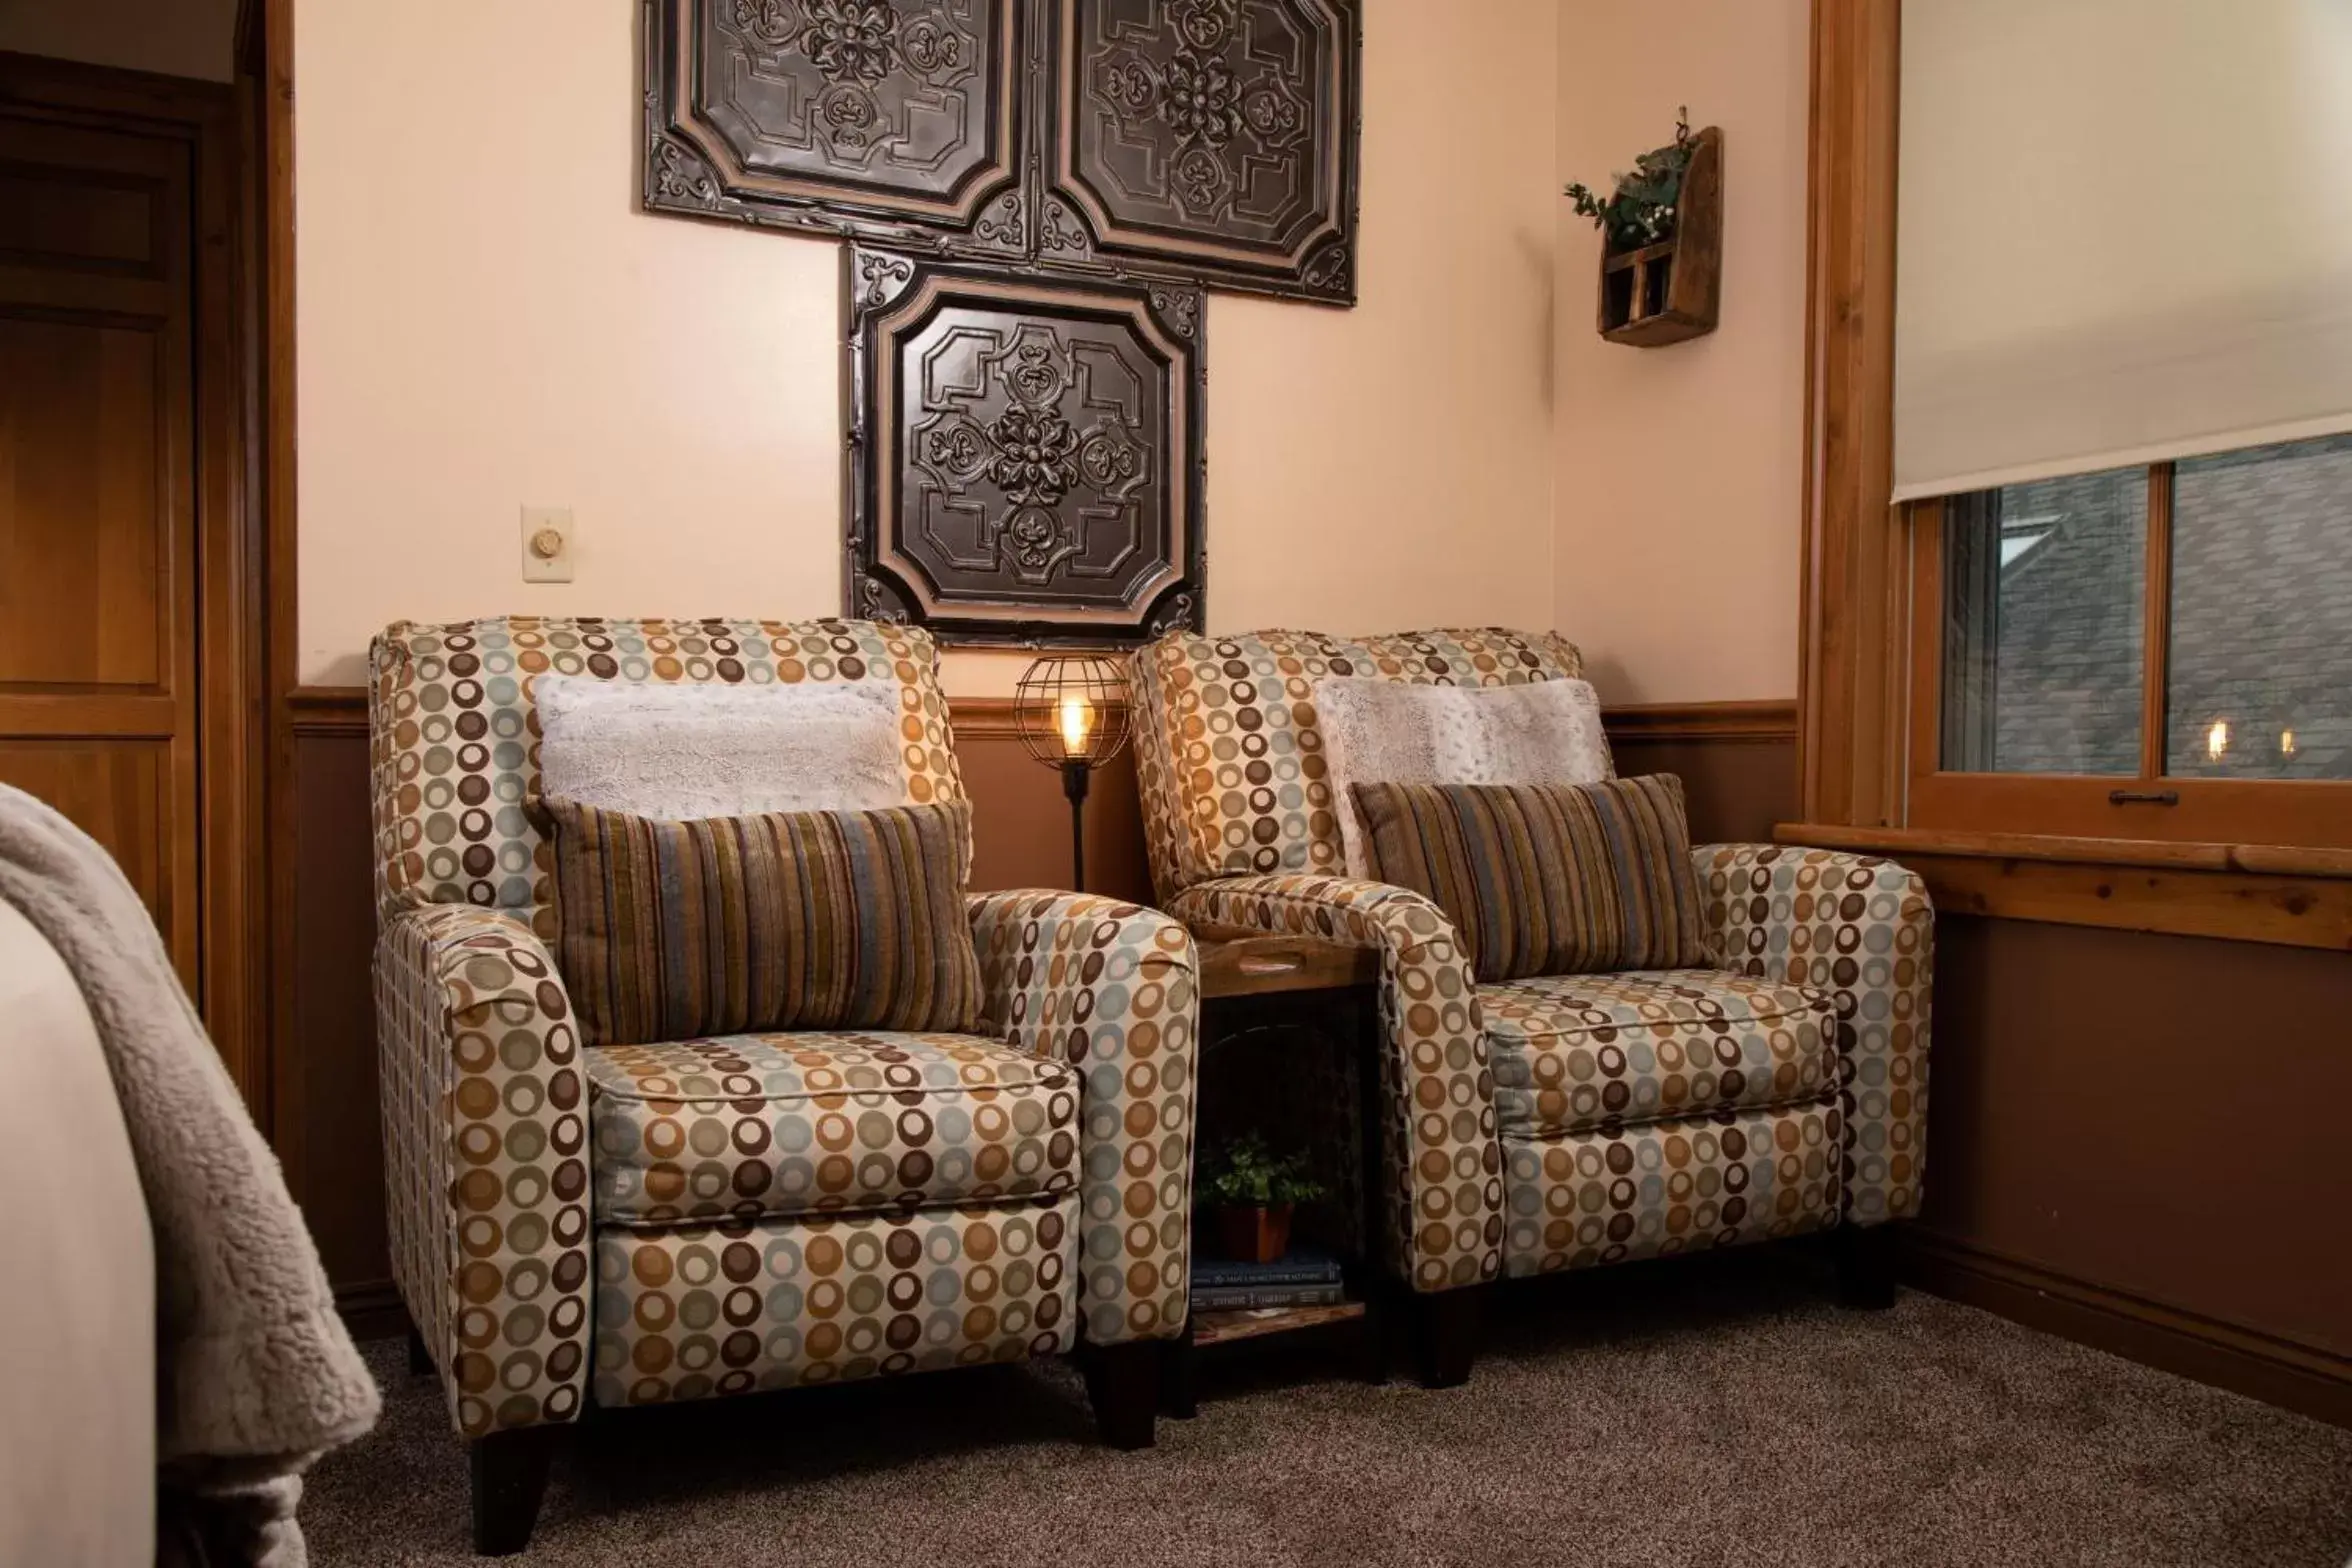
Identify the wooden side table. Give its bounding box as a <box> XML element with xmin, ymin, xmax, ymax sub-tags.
<box><xmin>1164</xmin><ymin>932</ymin><xmax>1385</xmax><ymax>1416</ymax></box>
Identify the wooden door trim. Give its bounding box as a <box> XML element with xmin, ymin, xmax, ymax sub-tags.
<box><xmin>250</xmin><ymin>0</ymin><xmax>301</xmax><ymax>1159</ymax></box>
<box><xmin>0</xmin><ymin>51</ymin><xmax>270</xmax><ymax>1113</ymax></box>
<box><xmin>1795</xmin><ymin>0</ymin><xmax>1904</xmax><ymax>830</ymax></box>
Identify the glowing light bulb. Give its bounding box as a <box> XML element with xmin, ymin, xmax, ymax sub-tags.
<box><xmin>2206</xmin><ymin>719</ymin><xmax>2230</xmax><ymax>761</ymax></box>
<box><xmin>1057</xmin><ymin>693</ymin><xmax>1095</xmax><ymax>758</ymax></box>
<box><xmin>2281</xmin><ymin>729</ymin><xmax>2297</xmax><ymax>759</ymax></box>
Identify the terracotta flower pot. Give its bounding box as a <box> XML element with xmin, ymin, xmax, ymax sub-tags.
<box><xmin>1217</xmin><ymin>1203</ymin><xmax>1294</xmax><ymax>1265</ymax></box>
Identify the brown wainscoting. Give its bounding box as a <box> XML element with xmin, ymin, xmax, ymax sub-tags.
<box><xmin>283</xmin><ymin>687</ymin><xmax>382</xmax><ymax>1302</ymax></box>
<box><xmin>332</xmin><ymin>1278</ymin><xmax>409</xmax><ymax>1345</ymax></box>
<box><xmin>1903</xmin><ymin>1230</ymin><xmax>2351</xmax><ymax>1428</ymax></box>
<box><xmin>948</xmin><ymin>696</ymin><xmax>1152</xmax><ymax>904</ymax></box>
<box><xmin>1912</xmin><ymin>912</ymin><xmax>2352</xmax><ymax>1422</ymax></box>
<box><xmin>1603</xmin><ymin>700</ymin><xmax>1797</xmax><ymax>846</ymax></box>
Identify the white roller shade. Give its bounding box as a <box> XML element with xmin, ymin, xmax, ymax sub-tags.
<box><xmin>1893</xmin><ymin>0</ymin><xmax>2352</xmax><ymax>500</ymax></box>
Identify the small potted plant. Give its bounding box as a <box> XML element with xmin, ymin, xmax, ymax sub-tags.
<box><xmin>1201</xmin><ymin>1134</ymin><xmax>1326</xmax><ymax>1264</ymax></box>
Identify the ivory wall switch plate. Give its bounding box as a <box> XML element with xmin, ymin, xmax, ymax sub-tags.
<box><xmin>521</xmin><ymin>506</ymin><xmax>574</xmax><ymax>583</ymax></box>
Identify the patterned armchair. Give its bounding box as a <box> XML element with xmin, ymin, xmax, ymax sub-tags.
<box><xmin>372</xmin><ymin>618</ymin><xmax>1197</xmax><ymax>1553</ymax></box>
<box><xmin>1129</xmin><ymin>628</ymin><xmax>1928</xmax><ymax>1381</ymax></box>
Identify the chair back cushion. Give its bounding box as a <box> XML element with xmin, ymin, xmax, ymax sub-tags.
<box><xmin>534</xmin><ymin>674</ymin><xmax>908</xmax><ymax>820</ymax></box>
<box><xmin>1349</xmin><ymin>774</ymin><xmax>1706</xmax><ymax>982</ymax></box>
<box><xmin>1128</xmin><ymin>627</ymin><xmax>1586</xmax><ymax>896</ymax></box>
<box><xmin>535</xmin><ymin>797</ymin><xmax>984</xmax><ymax>1047</ymax></box>
<box><xmin>1314</xmin><ymin>675</ymin><xmax>1613</xmax><ymax>878</ymax></box>
<box><xmin>369</xmin><ymin>617</ymin><xmax>965</xmax><ymax>931</ymax></box>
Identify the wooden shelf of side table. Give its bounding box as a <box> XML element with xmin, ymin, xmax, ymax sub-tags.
<box><xmin>1192</xmin><ymin>1300</ymin><xmax>1368</xmax><ymax>1348</ymax></box>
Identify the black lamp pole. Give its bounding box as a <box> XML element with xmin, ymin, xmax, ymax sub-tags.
<box><xmin>1061</xmin><ymin>757</ymin><xmax>1091</xmax><ymax>892</ymax></box>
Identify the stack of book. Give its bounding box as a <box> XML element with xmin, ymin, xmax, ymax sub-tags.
<box><xmin>1191</xmin><ymin>1251</ymin><xmax>1346</xmax><ymax>1311</ymax></box>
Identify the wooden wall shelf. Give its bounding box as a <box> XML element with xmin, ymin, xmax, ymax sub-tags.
<box><xmin>1597</xmin><ymin>126</ymin><xmax>1723</xmax><ymax>346</ymax></box>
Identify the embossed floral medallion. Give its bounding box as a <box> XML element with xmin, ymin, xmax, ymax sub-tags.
<box><xmin>846</xmin><ymin>248</ymin><xmax>1205</xmax><ymax>645</ymax></box>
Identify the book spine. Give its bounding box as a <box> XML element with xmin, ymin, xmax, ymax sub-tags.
<box><xmin>1190</xmin><ymin>1264</ymin><xmax>1345</xmax><ymax>1289</ymax></box>
<box><xmin>1190</xmin><ymin>1283</ymin><xmax>1347</xmax><ymax>1311</ymax></box>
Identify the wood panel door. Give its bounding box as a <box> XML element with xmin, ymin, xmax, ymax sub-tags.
<box><xmin>0</xmin><ymin>112</ymin><xmax>201</xmax><ymax>986</ymax></box>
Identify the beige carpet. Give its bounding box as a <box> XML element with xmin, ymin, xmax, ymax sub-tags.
<box><xmin>303</xmin><ymin>1251</ymin><xmax>2352</xmax><ymax>1567</ymax></box>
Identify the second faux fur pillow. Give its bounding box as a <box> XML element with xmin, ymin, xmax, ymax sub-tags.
<box><xmin>1312</xmin><ymin>676</ymin><xmax>1613</xmax><ymax>878</ymax></box>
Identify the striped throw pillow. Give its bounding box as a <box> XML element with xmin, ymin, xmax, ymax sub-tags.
<box><xmin>536</xmin><ymin>798</ymin><xmax>983</xmax><ymax>1047</ymax></box>
<box><xmin>1349</xmin><ymin>775</ymin><xmax>1705</xmax><ymax>982</ymax></box>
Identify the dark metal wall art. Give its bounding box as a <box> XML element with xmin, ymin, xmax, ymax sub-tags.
<box><xmin>1038</xmin><ymin>0</ymin><xmax>1359</xmax><ymax>302</ymax></box>
<box><xmin>845</xmin><ymin>248</ymin><xmax>1206</xmax><ymax>645</ymax></box>
<box><xmin>643</xmin><ymin>0</ymin><xmax>1032</xmax><ymax>258</ymax></box>
<box><xmin>643</xmin><ymin>1</ymin><xmax>1360</xmax><ymax>643</ymax></box>
<box><xmin>644</xmin><ymin>0</ymin><xmax>1360</xmax><ymax>303</ymax></box>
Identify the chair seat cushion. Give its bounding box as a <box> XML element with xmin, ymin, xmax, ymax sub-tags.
<box><xmin>586</xmin><ymin>1032</ymin><xmax>1078</xmax><ymax>1226</ymax></box>
<box><xmin>1481</xmin><ymin>969</ymin><xmax>1838</xmax><ymax>1138</ymax></box>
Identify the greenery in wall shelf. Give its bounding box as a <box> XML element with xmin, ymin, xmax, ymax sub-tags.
<box><xmin>1564</xmin><ymin>106</ymin><xmax>1697</xmax><ymax>254</ymax></box>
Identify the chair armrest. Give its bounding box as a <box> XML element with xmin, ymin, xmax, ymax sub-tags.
<box><xmin>1695</xmin><ymin>844</ymin><xmax>1933</xmax><ymax>1226</ymax></box>
<box><xmin>374</xmin><ymin>903</ymin><xmax>590</xmax><ymax>1438</ymax></box>
<box><xmin>968</xmin><ymin>891</ymin><xmax>1199</xmax><ymax>1346</ymax></box>
<box><xmin>1165</xmin><ymin>874</ymin><xmax>1500</xmax><ymax>1293</ymax></box>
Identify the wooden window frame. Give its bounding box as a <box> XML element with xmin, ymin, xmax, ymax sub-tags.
<box><xmin>1783</xmin><ymin>0</ymin><xmax>2352</xmax><ymax>949</ymax></box>
<box><xmin>1904</xmin><ymin>468</ymin><xmax>2352</xmax><ymax>850</ymax></box>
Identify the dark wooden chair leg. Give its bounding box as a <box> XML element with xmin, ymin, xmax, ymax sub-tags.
<box><xmin>1834</xmin><ymin>1222</ymin><xmax>1901</xmax><ymax>1310</ymax></box>
<box><xmin>1410</xmin><ymin>1287</ymin><xmax>1482</xmax><ymax>1389</ymax></box>
<box><xmin>1083</xmin><ymin>1342</ymin><xmax>1160</xmax><ymax>1450</ymax></box>
<box><xmin>405</xmin><ymin>1325</ymin><xmax>433</xmax><ymax>1377</ymax></box>
<box><xmin>469</xmin><ymin>1426</ymin><xmax>559</xmax><ymax>1556</ymax></box>
<box><xmin>1159</xmin><ymin>1320</ymin><xmax>1197</xmax><ymax>1420</ymax></box>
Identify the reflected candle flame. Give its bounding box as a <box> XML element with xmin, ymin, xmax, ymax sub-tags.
<box><xmin>2206</xmin><ymin>719</ymin><xmax>2230</xmax><ymax>761</ymax></box>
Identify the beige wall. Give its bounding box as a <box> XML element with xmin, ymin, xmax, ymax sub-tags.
<box><xmin>295</xmin><ymin>1</ymin><xmax>1560</xmax><ymax>693</ymax></box>
<box><xmin>1551</xmin><ymin>0</ymin><xmax>1810</xmax><ymax>705</ymax></box>
<box><xmin>0</xmin><ymin>0</ymin><xmax>237</xmax><ymax>81</ymax></box>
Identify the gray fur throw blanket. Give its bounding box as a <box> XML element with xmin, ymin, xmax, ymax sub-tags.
<box><xmin>0</xmin><ymin>786</ymin><xmax>378</xmax><ymax>1566</ymax></box>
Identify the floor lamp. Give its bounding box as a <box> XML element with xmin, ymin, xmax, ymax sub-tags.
<box><xmin>1012</xmin><ymin>653</ymin><xmax>1132</xmax><ymax>892</ymax></box>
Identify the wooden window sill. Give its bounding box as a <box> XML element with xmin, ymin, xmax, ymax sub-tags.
<box><xmin>1773</xmin><ymin>823</ymin><xmax>2352</xmax><ymax>952</ymax></box>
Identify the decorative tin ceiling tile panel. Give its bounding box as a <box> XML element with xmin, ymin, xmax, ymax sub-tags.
<box><xmin>847</xmin><ymin>248</ymin><xmax>1206</xmax><ymax>645</ymax></box>
<box><xmin>644</xmin><ymin>0</ymin><xmax>1032</xmax><ymax>257</ymax></box>
<box><xmin>644</xmin><ymin>0</ymin><xmax>1360</xmax><ymax>302</ymax></box>
<box><xmin>1039</xmin><ymin>0</ymin><xmax>1360</xmax><ymax>303</ymax></box>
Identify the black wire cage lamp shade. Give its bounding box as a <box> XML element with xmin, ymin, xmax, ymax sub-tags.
<box><xmin>1012</xmin><ymin>654</ymin><xmax>1133</xmax><ymax>892</ymax></box>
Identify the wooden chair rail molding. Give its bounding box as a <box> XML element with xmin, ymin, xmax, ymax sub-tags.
<box><xmin>289</xmin><ymin>688</ymin><xmax>1781</xmax><ymax>741</ymax></box>
<box><xmin>1599</xmin><ymin>699</ymin><xmax>1796</xmax><ymax>744</ymax></box>
<box><xmin>1777</xmin><ymin>823</ymin><xmax>2352</xmax><ymax>952</ymax></box>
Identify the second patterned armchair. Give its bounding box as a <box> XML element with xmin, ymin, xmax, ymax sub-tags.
<box><xmin>371</xmin><ymin>617</ymin><xmax>1197</xmax><ymax>1553</ymax></box>
<box><xmin>1128</xmin><ymin>627</ymin><xmax>1930</xmax><ymax>1382</ymax></box>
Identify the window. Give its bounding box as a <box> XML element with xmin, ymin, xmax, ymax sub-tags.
<box><xmin>1907</xmin><ymin>432</ymin><xmax>2352</xmax><ymax>847</ymax></box>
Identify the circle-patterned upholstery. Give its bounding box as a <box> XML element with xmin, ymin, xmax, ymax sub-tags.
<box><xmin>1700</xmin><ymin>845</ymin><xmax>1932</xmax><ymax>1227</ymax></box>
<box><xmin>1127</xmin><ymin>626</ymin><xmax>1586</xmax><ymax>900</ymax></box>
<box><xmin>1502</xmin><ymin>1100</ymin><xmax>1843</xmax><ymax>1277</ymax></box>
<box><xmin>583</xmin><ymin>1031</ymin><xmax>1080</xmax><ymax>1227</ymax></box>
<box><xmin>377</xmin><ymin>901</ymin><xmax>591</xmax><ymax>1439</ymax></box>
<box><xmin>368</xmin><ymin>616</ymin><xmax>966</xmax><ymax>933</ymax></box>
<box><xmin>593</xmin><ymin>1196</ymin><xmax>1078</xmax><ymax>1407</ymax></box>
<box><xmin>1480</xmin><ymin>969</ymin><xmax>1840</xmax><ymax>1139</ymax></box>
<box><xmin>968</xmin><ymin>891</ymin><xmax>1199</xmax><ymax>1345</ymax></box>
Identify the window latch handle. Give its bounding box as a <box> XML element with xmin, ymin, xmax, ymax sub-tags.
<box><xmin>2108</xmin><ymin>789</ymin><xmax>2180</xmax><ymax>806</ymax></box>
